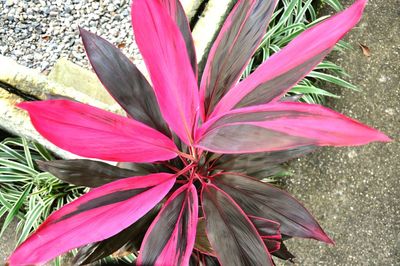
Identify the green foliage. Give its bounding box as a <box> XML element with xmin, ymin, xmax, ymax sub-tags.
<box><xmin>244</xmin><ymin>0</ymin><xmax>352</xmax><ymax>104</ymax></box>
<box><xmin>0</xmin><ymin>137</ymin><xmax>86</xmax><ymax>265</ymax></box>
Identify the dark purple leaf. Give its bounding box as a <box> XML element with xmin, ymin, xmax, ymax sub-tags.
<box><xmin>201</xmin><ymin>184</ymin><xmax>273</xmax><ymax>265</ymax></box>
<box><xmin>36</xmin><ymin>159</ymin><xmax>150</xmax><ymax>187</ymax></box>
<box><xmin>79</xmin><ymin>28</ymin><xmax>169</xmax><ymax>136</ymax></box>
<box><xmin>214</xmin><ymin>146</ymin><xmax>315</xmax><ymax>177</ymax></box>
<box><xmin>249</xmin><ymin>216</ymin><xmax>281</xmax><ymax>253</ymax></box>
<box><xmin>249</xmin><ymin>215</ymin><xmax>281</xmax><ymax>240</ymax></box>
<box><xmin>200</xmin><ymin>0</ymin><xmax>277</xmax><ymax>119</ymax></box>
<box><xmin>137</xmin><ymin>184</ymin><xmax>198</xmax><ymax>265</ymax></box>
<box><xmin>44</xmin><ymin>93</ymin><xmax>76</xmax><ymax>101</ymax></box>
<box><xmin>190</xmin><ymin>252</ymin><xmax>220</xmax><ymax>266</ymax></box>
<box><xmin>272</xmin><ymin>241</ymin><xmax>295</xmax><ymax>262</ymax></box>
<box><xmin>117</xmin><ymin>162</ymin><xmax>160</xmax><ymax>174</ymax></box>
<box><xmin>212</xmin><ymin>174</ymin><xmax>333</xmax><ymax>243</ymax></box>
<box><xmin>194</xmin><ymin>217</ymin><xmax>215</xmax><ymax>256</ymax></box>
<box><xmin>264</xmin><ymin>239</ymin><xmax>281</xmax><ymax>253</ymax></box>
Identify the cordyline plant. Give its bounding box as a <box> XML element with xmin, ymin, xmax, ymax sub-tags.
<box><xmin>7</xmin><ymin>0</ymin><xmax>390</xmax><ymax>265</ymax></box>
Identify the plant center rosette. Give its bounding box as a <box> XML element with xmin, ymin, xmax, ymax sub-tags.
<box><xmin>8</xmin><ymin>0</ymin><xmax>390</xmax><ymax>265</ymax></box>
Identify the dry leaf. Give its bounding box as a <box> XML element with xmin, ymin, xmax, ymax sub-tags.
<box><xmin>41</xmin><ymin>35</ymin><xmax>50</xmax><ymax>41</ymax></box>
<box><xmin>112</xmin><ymin>250</ymin><xmax>132</xmax><ymax>258</ymax></box>
<box><xmin>358</xmin><ymin>43</ymin><xmax>371</xmax><ymax>57</ymax></box>
<box><xmin>117</xmin><ymin>42</ymin><xmax>126</xmax><ymax>49</ymax></box>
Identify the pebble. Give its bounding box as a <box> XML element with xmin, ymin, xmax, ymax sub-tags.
<box><xmin>5</xmin><ymin>0</ymin><xmax>14</xmax><ymax>7</ymax></box>
<box><xmin>0</xmin><ymin>0</ymin><xmax>138</xmax><ymax>72</ymax></box>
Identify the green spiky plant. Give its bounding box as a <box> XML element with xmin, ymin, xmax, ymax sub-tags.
<box><xmin>0</xmin><ymin>138</ymin><xmax>85</xmax><ymax>265</ymax></box>
<box><xmin>0</xmin><ymin>0</ymin><xmax>357</xmax><ymax>265</ymax></box>
<box><xmin>244</xmin><ymin>0</ymin><xmax>354</xmax><ymax>104</ymax></box>
<box><xmin>0</xmin><ymin>138</ymin><xmax>138</xmax><ymax>265</ymax></box>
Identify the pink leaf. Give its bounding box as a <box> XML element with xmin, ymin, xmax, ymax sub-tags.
<box><xmin>211</xmin><ymin>0</ymin><xmax>368</xmax><ymax>117</ymax></box>
<box><xmin>159</xmin><ymin>0</ymin><xmax>197</xmax><ymax>74</ymax></box>
<box><xmin>8</xmin><ymin>173</ymin><xmax>176</xmax><ymax>265</ymax></box>
<box><xmin>132</xmin><ymin>0</ymin><xmax>199</xmax><ymax>145</ymax></box>
<box><xmin>18</xmin><ymin>100</ymin><xmax>178</xmax><ymax>162</ymax></box>
<box><xmin>137</xmin><ymin>184</ymin><xmax>198</xmax><ymax>265</ymax></box>
<box><xmin>196</xmin><ymin>102</ymin><xmax>390</xmax><ymax>154</ymax></box>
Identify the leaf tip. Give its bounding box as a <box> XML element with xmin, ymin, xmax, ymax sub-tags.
<box><xmin>377</xmin><ymin>133</ymin><xmax>392</xmax><ymax>143</ymax></box>
<box><xmin>323</xmin><ymin>234</ymin><xmax>335</xmax><ymax>245</ymax></box>
<box><xmin>367</xmin><ymin>129</ymin><xmax>392</xmax><ymax>143</ymax></box>
<box><xmin>16</xmin><ymin>101</ymin><xmax>30</xmax><ymax>111</ymax></box>
<box><xmin>35</xmin><ymin>160</ymin><xmax>48</xmax><ymax>171</ymax></box>
<box><xmin>78</xmin><ymin>25</ymin><xmax>87</xmax><ymax>34</ymax></box>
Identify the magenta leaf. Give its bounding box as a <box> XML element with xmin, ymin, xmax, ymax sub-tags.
<box><xmin>79</xmin><ymin>28</ymin><xmax>169</xmax><ymax>136</ymax></box>
<box><xmin>211</xmin><ymin>0</ymin><xmax>367</xmax><ymax>116</ymax></box>
<box><xmin>7</xmin><ymin>173</ymin><xmax>175</xmax><ymax>265</ymax></box>
<box><xmin>159</xmin><ymin>0</ymin><xmax>197</xmax><ymax>74</ymax></box>
<box><xmin>73</xmin><ymin>204</ymin><xmax>160</xmax><ymax>265</ymax></box>
<box><xmin>196</xmin><ymin>102</ymin><xmax>390</xmax><ymax>154</ymax></box>
<box><xmin>18</xmin><ymin>100</ymin><xmax>178</xmax><ymax>162</ymax></box>
<box><xmin>201</xmin><ymin>183</ymin><xmax>273</xmax><ymax>265</ymax></box>
<box><xmin>137</xmin><ymin>184</ymin><xmax>198</xmax><ymax>265</ymax></box>
<box><xmin>37</xmin><ymin>159</ymin><xmax>149</xmax><ymax>187</ymax></box>
<box><xmin>132</xmin><ymin>0</ymin><xmax>199</xmax><ymax>145</ymax></box>
<box><xmin>212</xmin><ymin>174</ymin><xmax>333</xmax><ymax>243</ymax></box>
<box><xmin>200</xmin><ymin>0</ymin><xmax>277</xmax><ymax>119</ymax></box>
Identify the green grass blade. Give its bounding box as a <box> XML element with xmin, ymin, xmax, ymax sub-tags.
<box><xmin>322</xmin><ymin>0</ymin><xmax>344</xmax><ymax>12</ymax></box>
<box><xmin>16</xmin><ymin>201</ymin><xmax>45</xmax><ymax>245</ymax></box>
<box><xmin>307</xmin><ymin>71</ymin><xmax>358</xmax><ymax>90</ymax></box>
<box><xmin>0</xmin><ymin>143</ymin><xmax>26</xmax><ymax>162</ymax></box>
<box><xmin>291</xmin><ymin>85</ymin><xmax>340</xmax><ymax>98</ymax></box>
<box><xmin>0</xmin><ymin>159</ymin><xmax>38</xmax><ymax>176</ymax></box>
<box><xmin>0</xmin><ymin>184</ymin><xmax>32</xmax><ymax>237</ymax></box>
<box><xmin>0</xmin><ymin>193</ymin><xmax>25</xmax><ymax>219</ymax></box>
<box><xmin>22</xmin><ymin>138</ymin><xmax>34</xmax><ymax>169</ymax></box>
<box><xmin>0</xmin><ymin>206</ymin><xmax>8</xmax><ymax>218</ymax></box>
<box><xmin>0</xmin><ymin>174</ymin><xmax>31</xmax><ymax>182</ymax></box>
<box><xmin>32</xmin><ymin>142</ymin><xmax>54</xmax><ymax>161</ymax></box>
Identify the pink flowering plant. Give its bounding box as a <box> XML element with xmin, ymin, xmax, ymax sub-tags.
<box><xmin>8</xmin><ymin>0</ymin><xmax>390</xmax><ymax>265</ymax></box>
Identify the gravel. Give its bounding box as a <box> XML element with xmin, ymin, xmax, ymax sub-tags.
<box><xmin>0</xmin><ymin>0</ymin><xmax>141</xmax><ymax>73</ymax></box>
